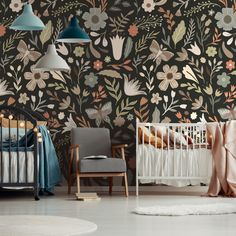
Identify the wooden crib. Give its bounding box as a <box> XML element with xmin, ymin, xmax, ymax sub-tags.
<box><xmin>136</xmin><ymin>119</ymin><xmax>213</xmax><ymax>196</ymax></box>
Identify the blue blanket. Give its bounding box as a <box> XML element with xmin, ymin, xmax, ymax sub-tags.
<box><xmin>38</xmin><ymin>126</ymin><xmax>62</xmax><ymax>193</ymax></box>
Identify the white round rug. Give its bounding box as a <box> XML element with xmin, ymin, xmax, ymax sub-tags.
<box><xmin>134</xmin><ymin>203</ymin><xmax>236</xmax><ymax>216</ymax></box>
<box><xmin>0</xmin><ymin>215</ymin><xmax>97</xmax><ymax>236</ymax></box>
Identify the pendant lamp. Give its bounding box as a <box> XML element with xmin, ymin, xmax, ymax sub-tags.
<box><xmin>10</xmin><ymin>4</ymin><xmax>45</xmax><ymax>31</ymax></box>
<box><xmin>57</xmin><ymin>16</ymin><xmax>91</xmax><ymax>43</ymax></box>
<box><xmin>34</xmin><ymin>44</ymin><xmax>70</xmax><ymax>72</ymax></box>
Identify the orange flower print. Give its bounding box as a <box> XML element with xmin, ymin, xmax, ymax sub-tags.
<box><xmin>0</xmin><ymin>25</ymin><xmax>6</xmax><ymax>37</ymax></box>
<box><xmin>176</xmin><ymin>112</ymin><xmax>182</xmax><ymax>119</ymax></box>
<box><xmin>226</xmin><ymin>60</ymin><xmax>235</xmax><ymax>71</ymax></box>
<box><xmin>128</xmin><ymin>24</ymin><xmax>138</xmax><ymax>37</ymax></box>
<box><xmin>93</xmin><ymin>60</ymin><xmax>103</xmax><ymax>71</ymax></box>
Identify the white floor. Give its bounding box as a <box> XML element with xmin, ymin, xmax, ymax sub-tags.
<box><xmin>0</xmin><ymin>188</ymin><xmax>236</xmax><ymax>236</ymax></box>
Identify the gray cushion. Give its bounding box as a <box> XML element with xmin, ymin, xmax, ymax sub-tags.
<box><xmin>71</xmin><ymin>128</ymin><xmax>111</xmax><ymax>159</ymax></box>
<box><xmin>80</xmin><ymin>158</ymin><xmax>126</xmax><ymax>173</ymax></box>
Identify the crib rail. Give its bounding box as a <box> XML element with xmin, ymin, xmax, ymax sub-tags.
<box><xmin>0</xmin><ymin>105</ymin><xmax>43</xmax><ymax>200</ymax></box>
<box><xmin>136</xmin><ymin>120</ymin><xmax>212</xmax><ymax>196</ymax></box>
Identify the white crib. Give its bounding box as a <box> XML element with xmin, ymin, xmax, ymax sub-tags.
<box><xmin>136</xmin><ymin>120</ymin><xmax>213</xmax><ymax>196</ymax></box>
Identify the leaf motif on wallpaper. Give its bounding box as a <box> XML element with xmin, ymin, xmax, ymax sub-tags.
<box><xmin>222</xmin><ymin>42</ymin><xmax>233</xmax><ymax>59</ymax></box>
<box><xmin>105</xmin><ymin>78</ymin><xmax>122</xmax><ymax>102</ymax></box>
<box><xmin>40</xmin><ymin>20</ymin><xmax>53</xmax><ymax>45</ymax></box>
<box><xmin>152</xmin><ymin>107</ymin><xmax>160</xmax><ymax>123</ymax></box>
<box><xmin>50</xmin><ymin>71</ymin><xmax>66</xmax><ymax>83</ymax></box>
<box><xmin>7</xmin><ymin>97</ymin><xmax>16</xmax><ymax>106</ymax></box>
<box><xmin>134</xmin><ymin>97</ymin><xmax>149</xmax><ymax>122</ymax></box>
<box><xmin>59</xmin><ymin>96</ymin><xmax>71</xmax><ymax>110</ymax></box>
<box><xmin>182</xmin><ymin>65</ymin><xmax>199</xmax><ymax>84</ymax></box>
<box><xmin>48</xmin><ymin>82</ymin><xmax>69</xmax><ymax>93</ymax></box>
<box><xmin>183</xmin><ymin>18</ymin><xmax>195</xmax><ymax>47</ymax></box>
<box><xmin>0</xmin><ymin>79</ymin><xmax>14</xmax><ymax>96</ymax></box>
<box><xmin>181</xmin><ymin>82</ymin><xmax>201</xmax><ymax>93</ymax></box>
<box><xmin>172</xmin><ymin>20</ymin><xmax>186</xmax><ymax>46</ymax></box>
<box><xmin>191</xmin><ymin>96</ymin><xmax>203</xmax><ymax>110</ymax></box>
<box><xmin>92</xmin><ymin>85</ymin><xmax>107</xmax><ymax>103</ymax></box>
<box><xmin>89</xmin><ymin>43</ymin><xmax>101</xmax><ymax>59</ymax></box>
<box><xmin>116</xmin><ymin>98</ymin><xmax>137</xmax><ymax>116</ymax></box>
<box><xmin>124</xmin><ymin>75</ymin><xmax>146</xmax><ymax>96</ymax></box>
<box><xmin>77</xmin><ymin>116</ymin><xmax>91</xmax><ymax>128</ymax></box>
<box><xmin>98</xmin><ymin>70</ymin><xmax>122</xmax><ymax>79</ymax></box>
<box><xmin>2</xmin><ymin>32</ymin><xmax>27</xmax><ymax>53</ymax></box>
<box><xmin>123</xmin><ymin>37</ymin><xmax>133</xmax><ymax>59</ymax></box>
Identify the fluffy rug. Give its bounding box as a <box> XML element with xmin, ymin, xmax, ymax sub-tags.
<box><xmin>0</xmin><ymin>215</ymin><xmax>97</xmax><ymax>236</ymax></box>
<box><xmin>134</xmin><ymin>203</ymin><xmax>236</xmax><ymax>216</ymax></box>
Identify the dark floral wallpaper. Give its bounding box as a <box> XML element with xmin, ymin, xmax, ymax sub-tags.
<box><xmin>0</xmin><ymin>0</ymin><xmax>236</xmax><ymax>185</ymax></box>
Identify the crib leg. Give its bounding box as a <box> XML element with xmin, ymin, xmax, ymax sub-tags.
<box><xmin>34</xmin><ymin>185</ymin><xmax>40</xmax><ymax>201</ymax></box>
<box><xmin>136</xmin><ymin>178</ymin><xmax>139</xmax><ymax>196</ymax></box>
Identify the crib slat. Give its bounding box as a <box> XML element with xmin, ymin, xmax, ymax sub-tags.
<box><xmin>25</xmin><ymin>120</ymin><xmax>28</xmax><ymax>183</ymax></box>
<box><xmin>161</xmin><ymin>127</ymin><xmax>164</xmax><ymax>177</ymax></box>
<box><xmin>9</xmin><ymin>117</ymin><xmax>11</xmax><ymax>183</ymax></box>
<box><xmin>173</xmin><ymin>126</ymin><xmax>176</xmax><ymax>177</ymax></box>
<box><xmin>17</xmin><ymin>116</ymin><xmax>20</xmax><ymax>183</ymax></box>
<box><xmin>186</xmin><ymin>125</ymin><xmax>189</xmax><ymax>178</ymax></box>
<box><xmin>142</xmin><ymin>125</ymin><xmax>144</xmax><ymax>178</ymax></box>
<box><xmin>181</xmin><ymin>126</ymin><xmax>183</xmax><ymax>177</ymax></box>
<box><xmin>167</xmin><ymin>127</ymin><xmax>170</xmax><ymax>177</ymax></box>
<box><xmin>148</xmin><ymin>124</ymin><xmax>151</xmax><ymax>178</ymax></box>
<box><xmin>136</xmin><ymin>119</ymin><xmax>139</xmax><ymax>196</ymax></box>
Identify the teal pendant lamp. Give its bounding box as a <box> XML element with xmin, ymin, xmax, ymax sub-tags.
<box><xmin>57</xmin><ymin>16</ymin><xmax>91</xmax><ymax>43</ymax></box>
<box><xmin>10</xmin><ymin>3</ymin><xmax>45</xmax><ymax>31</ymax></box>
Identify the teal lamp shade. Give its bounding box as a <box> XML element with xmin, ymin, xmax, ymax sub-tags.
<box><xmin>34</xmin><ymin>44</ymin><xmax>70</xmax><ymax>72</ymax></box>
<box><xmin>57</xmin><ymin>16</ymin><xmax>91</xmax><ymax>43</ymax></box>
<box><xmin>10</xmin><ymin>4</ymin><xmax>45</xmax><ymax>31</ymax></box>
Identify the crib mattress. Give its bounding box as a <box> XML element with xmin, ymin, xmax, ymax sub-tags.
<box><xmin>137</xmin><ymin>144</ymin><xmax>212</xmax><ymax>187</ymax></box>
<box><xmin>0</xmin><ymin>151</ymin><xmax>34</xmax><ymax>184</ymax></box>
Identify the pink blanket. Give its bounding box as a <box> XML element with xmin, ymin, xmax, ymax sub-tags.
<box><xmin>206</xmin><ymin>121</ymin><xmax>236</xmax><ymax>197</ymax></box>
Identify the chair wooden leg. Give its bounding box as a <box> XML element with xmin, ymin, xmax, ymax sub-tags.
<box><xmin>124</xmin><ymin>173</ymin><xmax>129</xmax><ymax>197</ymax></box>
<box><xmin>68</xmin><ymin>174</ymin><xmax>71</xmax><ymax>194</ymax></box>
<box><xmin>68</xmin><ymin>149</ymin><xmax>73</xmax><ymax>194</ymax></box>
<box><xmin>109</xmin><ymin>177</ymin><xmax>113</xmax><ymax>195</ymax></box>
<box><xmin>77</xmin><ymin>175</ymin><xmax>81</xmax><ymax>194</ymax></box>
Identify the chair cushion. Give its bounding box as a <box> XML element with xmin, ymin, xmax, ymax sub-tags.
<box><xmin>80</xmin><ymin>158</ymin><xmax>126</xmax><ymax>173</ymax></box>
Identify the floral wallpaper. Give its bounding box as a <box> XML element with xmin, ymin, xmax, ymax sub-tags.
<box><xmin>0</xmin><ymin>0</ymin><xmax>236</xmax><ymax>185</ymax></box>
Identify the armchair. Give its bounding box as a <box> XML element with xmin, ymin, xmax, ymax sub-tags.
<box><xmin>68</xmin><ymin>128</ymin><xmax>129</xmax><ymax>197</ymax></box>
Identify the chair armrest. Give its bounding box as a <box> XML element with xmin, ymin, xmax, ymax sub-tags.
<box><xmin>69</xmin><ymin>145</ymin><xmax>80</xmax><ymax>163</ymax></box>
<box><xmin>111</xmin><ymin>144</ymin><xmax>128</xmax><ymax>160</ymax></box>
<box><xmin>112</xmin><ymin>144</ymin><xmax>128</xmax><ymax>149</ymax></box>
<box><xmin>70</xmin><ymin>144</ymin><xmax>80</xmax><ymax>150</ymax></box>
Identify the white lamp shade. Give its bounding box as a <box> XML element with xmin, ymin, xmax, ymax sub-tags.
<box><xmin>34</xmin><ymin>44</ymin><xmax>70</xmax><ymax>72</ymax></box>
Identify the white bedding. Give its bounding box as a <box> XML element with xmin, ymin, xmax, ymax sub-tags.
<box><xmin>0</xmin><ymin>151</ymin><xmax>34</xmax><ymax>184</ymax></box>
<box><xmin>137</xmin><ymin>145</ymin><xmax>212</xmax><ymax>187</ymax></box>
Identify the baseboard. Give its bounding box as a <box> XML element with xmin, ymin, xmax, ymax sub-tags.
<box><xmin>56</xmin><ymin>185</ymin><xmax>208</xmax><ymax>194</ymax></box>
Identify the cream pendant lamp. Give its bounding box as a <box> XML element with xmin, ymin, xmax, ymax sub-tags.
<box><xmin>34</xmin><ymin>44</ymin><xmax>70</xmax><ymax>72</ymax></box>
<box><xmin>34</xmin><ymin>21</ymin><xmax>70</xmax><ymax>71</ymax></box>
<box><xmin>10</xmin><ymin>3</ymin><xmax>45</xmax><ymax>31</ymax></box>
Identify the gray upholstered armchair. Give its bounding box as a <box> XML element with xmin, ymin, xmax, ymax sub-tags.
<box><xmin>68</xmin><ymin>128</ymin><xmax>129</xmax><ymax>197</ymax></box>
